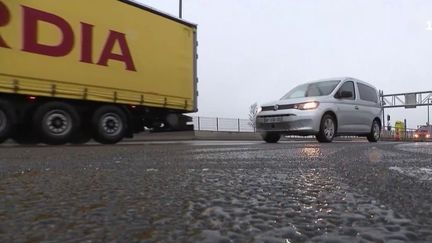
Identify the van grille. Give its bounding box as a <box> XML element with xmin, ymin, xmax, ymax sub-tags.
<box><xmin>261</xmin><ymin>104</ymin><xmax>296</xmax><ymax>111</ymax></box>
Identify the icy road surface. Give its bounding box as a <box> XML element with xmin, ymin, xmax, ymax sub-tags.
<box><xmin>1</xmin><ymin>141</ymin><xmax>432</xmax><ymax>242</ymax></box>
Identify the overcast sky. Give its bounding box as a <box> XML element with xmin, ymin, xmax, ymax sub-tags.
<box><xmin>138</xmin><ymin>0</ymin><xmax>432</xmax><ymax>128</ymax></box>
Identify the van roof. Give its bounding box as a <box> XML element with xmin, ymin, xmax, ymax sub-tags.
<box><xmin>311</xmin><ymin>77</ymin><xmax>378</xmax><ymax>90</ymax></box>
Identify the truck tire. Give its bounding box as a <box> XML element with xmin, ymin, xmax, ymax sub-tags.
<box><xmin>0</xmin><ymin>100</ymin><xmax>16</xmax><ymax>143</ymax></box>
<box><xmin>316</xmin><ymin>114</ymin><xmax>336</xmax><ymax>143</ymax></box>
<box><xmin>33</xmin><ymin>102</ymin><xmax>80</xmax><ymax>145</ymax></box>
<box><xmin>92</xmin><ymin>105</ymin><xmax>127</xmax><ymax>144</ymax></box>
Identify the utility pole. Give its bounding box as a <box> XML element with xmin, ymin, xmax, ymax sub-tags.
<box><xmin>428</xmin><ymin>98</ymin><xmax>431</xmax><ymax>126</ymax></box>
<box><xmin>179</xmin><ymin>0</ymin><xmax>182</xmax><ymax>18</ymax></box>
<box><xmin>380</xmin><ymin>90</ymin><xmax>385</xmax><ymax>130</ymax></box>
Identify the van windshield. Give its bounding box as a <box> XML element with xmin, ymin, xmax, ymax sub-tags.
<box><xmin>281</xmin><ymin>80</ymin><xmax>340</xmax><ymax>99</ymax></box>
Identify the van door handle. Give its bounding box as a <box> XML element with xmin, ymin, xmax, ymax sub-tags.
<box><xmin>354</xmin><ymin>106</ymin><xmax>359</xmax><ymax>110</ymax></box>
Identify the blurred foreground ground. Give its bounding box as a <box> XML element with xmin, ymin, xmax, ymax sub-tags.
<box><xmin>1</xmin><ymin>140</ymin><xmax>432</xmax><ymax>242</ymax></box>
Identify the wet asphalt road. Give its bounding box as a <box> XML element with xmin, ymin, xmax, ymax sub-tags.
<box><xmin>1</xmin><ymin>141</ymin><xmax>432</xmax><ymax>242</ymax></box>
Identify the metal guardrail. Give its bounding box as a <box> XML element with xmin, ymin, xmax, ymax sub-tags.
<box><xmin>190</xmin><ymin>116</ymin><xmax>255</xmax><ymax>132</ymax></box>
<box><xmin>190</xmin><ymin>116</ymin><xmax>321</xmax><ymax>139</ymax></box>
<box><xmin>190</xmin><ymin>117</ymin><xmax>428</xmax><ymax>141</ymax></box>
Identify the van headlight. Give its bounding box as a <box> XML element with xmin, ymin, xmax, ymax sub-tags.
<box><xmin>295</xmin><ymin>101</ymin><xmax>320</xmax><ymax>110</ymax></box>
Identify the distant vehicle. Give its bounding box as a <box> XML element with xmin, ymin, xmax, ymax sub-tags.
<box><xmin>414</xmin><ymin>125</ymin><xmax>432</xmax><ymax>141</ymax></box>
<box><xmin>0</xmin><ymin>0</ymin><xmax>198</xmax><ymax>144</ymax></box>
<box><xmin>256</xmin><ymin>77</ymin><xmax>382</xmax><ymax>143</ymax></box>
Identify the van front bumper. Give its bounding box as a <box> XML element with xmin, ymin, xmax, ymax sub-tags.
<box><xmin>256</xmin><ymin>110</ymin><xmax>323</xmax><ymax>135</ymax></box>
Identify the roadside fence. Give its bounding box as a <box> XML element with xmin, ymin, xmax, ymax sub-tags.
<box><xmin>190</xmin><ymin>116</ymin><xmax>320</xmax><ymax>139</ymax></box>
<box><xmin>190</xmin><ymin>116</ymin><xmax>424</xmax><ymax>141</ymax></box>
<box><xmin>190</xmin><ymin>116</ymin><xmax>255</xmax><ymax>132</ymax></box>
<box><xmin>381</xmin><ymin>126</ymin><xmax>418</xmax><ymax>140</ymax></box>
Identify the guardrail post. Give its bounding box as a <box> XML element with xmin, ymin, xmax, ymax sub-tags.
<box><xmin>198</xmin><ymin>117</ymin><xmax>201</xmax><ymax>131</ymax></box>
<box><xmin>216</xmin><ymin>117</ymin><xmax>219</xmax><ymax>131</ymax></box>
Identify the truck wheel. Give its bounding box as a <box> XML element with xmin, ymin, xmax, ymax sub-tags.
<box><xmin>92</xmin><ymin>106</ymin><xmax>127</xmax><ymax>144</ymax></box>
<box><xmin>261</xmin><ymin>132</ymin><xmax>281</xmax><ymax>143</ymax></box>
<box><xmin>33</xmin><ymin>102</ymin><xmax>80</xmax><ymax>145</ymax></box>
<box><xmin>316</xmin><ymin>114</ymin><xmax>336</xmax><ymax>143</ymax></box>
<box><xmin>0</xmin><ymin>100</ymin><xmax>16</xmax><ymax>143</ymax></box>
<box><xmin>367</xmin><ymin>120</ymin><xmax>380</xmax><ymax>142</ymax></box>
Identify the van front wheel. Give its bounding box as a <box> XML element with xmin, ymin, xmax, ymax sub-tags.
<box><xmin>316</xmin><ymin>114</ymin><xmax>336</xmax><ymax>143</ymax></box>
<box><xmin>261</xmin><ymin>132</ymin><xmax>281</xmax><ymax>143</ymax></box>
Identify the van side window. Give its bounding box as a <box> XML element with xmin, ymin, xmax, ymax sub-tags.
<box><xmin>358</xmin><ymin>83</ymin><xmax>378</xmax><ymax>103</ymax></box>
<box><xmin>336</xmin><ymin>81</ymin><xmax>355</xmax><ymax>100</ymax></box>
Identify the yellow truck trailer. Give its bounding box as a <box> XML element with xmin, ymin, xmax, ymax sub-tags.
<box><xmin>0</xmin><ymin>0</ymin><xmax>198</xmax><ymax>144</ymax></box>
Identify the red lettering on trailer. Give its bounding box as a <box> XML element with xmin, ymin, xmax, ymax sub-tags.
<box><xmin>22</xmin><ymin>6</ymin><xmax>74</xmax><ymax>57</ymax></box>
<box><xmin>80</xmin><ymin>22</ymin><xmax>94</xmax><ymax>64</ymax></box>
<box><xmin>0</xmin><ymin>3</ymin><xmax>137</xmax><ymax>72</ymax></box>
<box><xmin>0</xmin><ymin>1</ymin><xmax>11</xmax><ymax>48</ymax></box>
<box><xmin>97</xmin><ymin>30</ymin><xmax>136</xmax><ymax>72</ymax></box>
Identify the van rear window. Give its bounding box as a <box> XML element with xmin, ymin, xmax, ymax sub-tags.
<box><xmin>358</xmin><ymin>83</ymin><xmax>378</xmax><ymax>103</ymax></box>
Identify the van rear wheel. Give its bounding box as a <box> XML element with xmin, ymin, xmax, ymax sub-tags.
<box><xmin>367</xmin><ymin>120</ymin><xmax>380</xmax><ymax>142</ymax></box>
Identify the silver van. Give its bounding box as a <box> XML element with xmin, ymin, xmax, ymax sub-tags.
<box><xmin>256</xmin><ymin>77</ymin><xmax>382</xmax><ymax>143</ymax></box>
